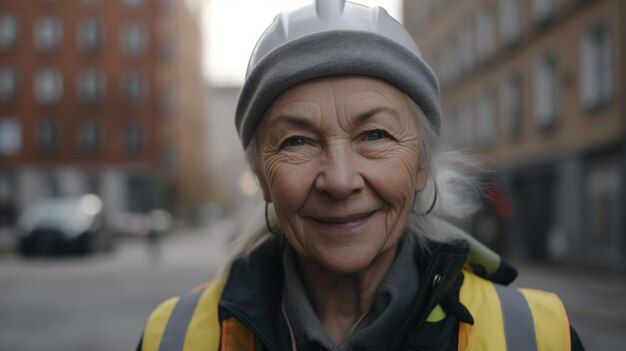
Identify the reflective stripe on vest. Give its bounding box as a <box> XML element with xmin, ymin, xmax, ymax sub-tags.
<box><xmin>459</xmin><ymin>270</ymin><xmax>570</xmax><ymax>350</ymax></box>
<box><xmin>159</xmin><ymin>290</ymin><xmax>203</xmax><ymax>351</ymax></box>
<box><xmin>494</xmin><ymin>284</ymin><xmax>537</xmax><ymax>351</ymax></box>
<box><xmin>142</xmin><ymin>280</ymin><xmax>225</xmax><ymax>351</ymax></box>
<box><xmin>518</xmin><ymin>287</ymin><xmax>572</xmax><ymax>351</ymax></box>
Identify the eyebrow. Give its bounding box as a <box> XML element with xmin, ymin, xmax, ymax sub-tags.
<box><xmin>269</xmin><ymin>114</ymin><xmax>315</xmax><ymax>129</ymax></box>
<box><xmin>355</xmin><ymin>106</ymin><xmax>400</xmax><ymax>123</ymax></box>
<box><xmin>269</xmin><ymin>106</ymin><xmax>400</xmax><ymax>128</ymax></box>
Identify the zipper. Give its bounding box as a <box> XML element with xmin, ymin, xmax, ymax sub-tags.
<box><xmin>389</xmin><ymin>254</ymin><xmax>444</xmax><ymax>351</ymax></box>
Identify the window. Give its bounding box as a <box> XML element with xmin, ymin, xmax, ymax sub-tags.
<box><xmin>159</xmin><ymin>37</ymin><xmax>177</xmax><ymax>61</ymax></box>
<box><xmin>532</xmin><ymin>0</ymin><xmax>556</xmax><ymax>24</ymax></box>
<box><xmin>438</xmin><ymin>34</ymin><xmax>461</xmax><ymax>85</ymax></box>
<box><xmin>459</xmin><ymin>100</ymin><xmax>476</xmax><ymax>148</ymax></box>
<box><xmin>0</xmin><ymin>66</ymin><xmax>18</xmax><ymax>103</ymax></box>
<box><xmin>429</xmin><ymin>48</ymin><xmax>442</xmax><ymax>82</ymax></box>
<box><xmin>38</xmin><ymin>119</ymin><xmax>58</xmax><ymax>152</ymax></box>
<box><xmin>475</xmin><ymin>5</ymin><xmax>496</xmax><ymax>63</ymax></box>
<box><xmin>0</xmin><ymin>14</ymin><xmax>18</xmax><ymax>50</ymax></box>
<box><xmin>459</xmin><ymin>18</ymin><xmax>475</xmax><ymax>73</ymax></box>
<box><xmin>0</xmin><ymin>174</ymin><xmax>15</xmax><ymax>222</ymax></box>
<box><xmin>43</xmin><ymin>174</ymin><xmax>59</xmax><ymax>198</ymax></box>
<box><xmin>124</xmin><ymin>121</ymin><xmax>143</xmax><ymax>154</ymax></box>
<box><xmin>127</xmin><ymin>176</ymin><xmax>155</xmax><ymax>213</ymax></box>
<box><xmin>76</xmin><ymin>68</ymin><xmax>105</xmax><ymax>103</ymax></box>
<box><xmin>79</xmin><ymin>120</ymin><xmax>102</xmax><ymax>152</ymax></box>
<box><xmin>34</xmin><ymin>15</ymin><xmax>63</xmax><ymax>52</ymax></box>
<box><xmin>414</xmin><ymin>0</ymin><xmax>434</xmax><ymax>30</ymax></box>
<box><xmin>122</xmin><ymin>0</ymin><xmax>144</xmax><ymax>7</ymax></box>
<box><xmin>440</xmin><ymin>37</ymin><xmax>456</xmax><ymax>85</ymax></box>
<box><xmin>34</xmin><ymin>67</ymin><xmax>63</xmax><ymax>104</ymax></box>
<box><xmin>500</xmin><ymin>0</ymin><xmax>522</xmax><ymax>45</ymax></box>
<box><xmin>122</xmin><ymin>71</ymin><xmax>145</xmax><ymax>105</ymax></box>
<box><xmin>581</xmin><ymin>23</ymin><xmax>612</xmax><ymax>110</ymax></box>
<box><xmin>0</xmin><ymin>117</ymin><xmax>21</xmax><ymax>155</ymax></box>
<box><xmin>77</xmin><ymin>18</ymin><xmax>104</xmax><ymax>53</ymax></box>
<box><xmin>586</xmin><ymin>159</ymin><xmax>621</xmax><ymax>246</ymax></box>
<box><xmin>443</xmin><ymin>107</ymin><xmax>462</xmax><ymax>148</ymax></box>
<box><xmin>534</xmin><ymin>55</ymin><xmax>559</xmax><ymax>129</ymax></box>
<box><xmin>85</xmin><ymin>174</ymin><xmax>100</xmax><ymax>196</ymax></box>
<box><xmin>475</xmin><ymin>89</ymin><xmax>496</xmax><ymax>146</ymax></box>
<box><xmin>163</xmin><ymin>145</ymin><xmax>179</xmax><ymax>172</ymax></box>
<box><xmin>159</xmin><ymin>0</ymin><xmax>174</xmax><ymax>9</ymax></box>
<box><xmin>120</xmin><ymin>21</ymin><xmax>147</xmax><ymax>56</ymax></box>
<box><xmin>450</xmin><ymin>29</ymin><xmax>463</xmax><ymax>80</ymax></box>
<box><xmin>160</xmin><ymin>88</ymin><xmax>178</xmax><ymax>116</ymax></box>
<box><xmin>500</xmin><ymin>73</ymin><xmax>523</xmax><ymax>137</ymax></box>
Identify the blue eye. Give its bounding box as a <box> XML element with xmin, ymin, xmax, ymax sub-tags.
<box><xmin>364</xmin><ymin>130</ymin><xmax>385</xmax><ymax>141</ymax></box>
<box><xmin>282</xmin><ymin>136</ymin><xmax>306</xmax><ymax>148</ymax></box>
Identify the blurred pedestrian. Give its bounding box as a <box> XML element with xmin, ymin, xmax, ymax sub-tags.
<box><xmin>138</xmin><ymin>1</ymin><xmax>584</xmax><ymax>350</ymax></box>
<box><xmin>145</xmin><ymin>209</ymin><xmax>172</xmax><ymax>263</ymax></box>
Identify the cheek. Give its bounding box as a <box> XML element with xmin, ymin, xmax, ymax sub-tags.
<box><xmin>264</xmin><ymin>157</ymin><xmax>316</xmax><ymax>215</ymax></box>
<box><xmin>366</xmin><ymin>147</ymin><xmax>421</xmax><ymax>205</ymax></box>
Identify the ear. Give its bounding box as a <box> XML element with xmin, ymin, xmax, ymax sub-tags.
<box><xmin>414</xmin><ymin>153</ymin><xmax>429</xmax><ymax>192</ymax></box>
<box><xmin>256</xmin><ymin>171</ymin><xmax>272</xmax><ymax>203</ymax></box>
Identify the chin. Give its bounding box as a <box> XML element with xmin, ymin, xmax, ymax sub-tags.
<box><xmin>313</xmin><ymin>248</ymin><xmax>385</xmax><ymax>275</ymax></box>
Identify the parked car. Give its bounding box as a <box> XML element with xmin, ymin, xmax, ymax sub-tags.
<box><xmin>17</xmin><ymin>194</ymin><xmax>116</xmax><ymax>256</ymax></box>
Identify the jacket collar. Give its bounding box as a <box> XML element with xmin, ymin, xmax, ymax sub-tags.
<box><xmin>218</xmin><ymin>235</ymin><xmax>470</xmax><ymax>351</ymax></box>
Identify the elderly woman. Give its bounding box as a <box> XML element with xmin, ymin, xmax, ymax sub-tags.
<box><xmin>139</xmin><ymin>1</ymin><xmax>584</xmax><ymax>350</ymax></box>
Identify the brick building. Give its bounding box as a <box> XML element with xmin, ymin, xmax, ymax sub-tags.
<box><xmin>0</xmin><ymin>0</ymin><xmax>205</xmax><ymax>226</ymax></box>
<box><xmin>405</xmin><ymin>0</ymin><xmax>625</xmax><ymax>270</ymax></box>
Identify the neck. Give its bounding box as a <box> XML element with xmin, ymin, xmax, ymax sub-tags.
<box><xmin>296</xmin><ymin>246</ymin><xmax>398</xmax><ymax>344</ymax></box>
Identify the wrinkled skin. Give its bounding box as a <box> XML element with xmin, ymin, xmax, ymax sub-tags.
<box><xmin>256</xmin><ymin>75</ymin><xmax>429</xmax><ymax>276</ymax></box>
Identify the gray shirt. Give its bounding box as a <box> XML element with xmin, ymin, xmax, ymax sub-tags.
<box><xmin>282</xmin><ymin>234</ymin><xmax>419</xmax><ymax>351</ymax></box>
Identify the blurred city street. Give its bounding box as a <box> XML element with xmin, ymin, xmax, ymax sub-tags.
<box><xmin>0</xmin><ymin>219</ymin><xmax>624</xmax><ymax>351</ymax></box>
<box><xmin>0</xmin><ymin>221</ymin><xmax>236</xmax><ymax>351</ymax></box>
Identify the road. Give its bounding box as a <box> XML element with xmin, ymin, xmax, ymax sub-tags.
<box><xmin>0</xmin><ymin>222</ymin><xmax>625</xmax><ymax>350</ymax></box>
<box><xmin>0</xmin><ymin>222</ymin><xmax>236</xmax><ymax>351</ymax></box>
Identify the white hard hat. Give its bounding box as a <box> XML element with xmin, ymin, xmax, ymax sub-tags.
<box><xmin>236</xmin><ymin>0</ymin><xmax>441</xmax><ymax>148</ymax></box>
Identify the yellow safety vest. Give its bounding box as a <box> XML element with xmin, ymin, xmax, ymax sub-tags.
<box><xmin>142</xmin><ymin>270</ymin><xmax>570</xmax><ymax>351</ymax></box>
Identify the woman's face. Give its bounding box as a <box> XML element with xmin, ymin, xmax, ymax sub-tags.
<box><xmin>256</xmin><ymin>76</ymin><xmax>428</xmax><ymax>274</ymax></box>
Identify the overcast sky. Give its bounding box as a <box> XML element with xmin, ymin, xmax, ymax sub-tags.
<box><xmin>203</xmin><ymin>0</ymin><xmax>403</xmax><ymax>86</ymax></box>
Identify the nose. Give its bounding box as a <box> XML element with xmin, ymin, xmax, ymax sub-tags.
<box><xmin>314</xmin><ymin>142</ymin><xmax>365</xmax><ymax>199</ymax></box>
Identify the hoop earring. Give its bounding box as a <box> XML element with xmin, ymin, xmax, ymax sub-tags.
<box><xmin>412</xmin><ymin>178</ymin><xmax>438</xmax><ymax>216</ymax></box>
<box><xmin>424</xmin><ymin>182</ymin><xmax>438</xmax><ymax>215</ymax></box>
<box><xmin>265</xmin><ymin>202</ymin><xmax>279</xmax><ymax>236</ymax></box>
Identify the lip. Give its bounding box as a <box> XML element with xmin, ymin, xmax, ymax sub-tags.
<box><xmin>307</xmin><ymin>210</ymin><xmax>376</xmax><ymax>233</ymax></box>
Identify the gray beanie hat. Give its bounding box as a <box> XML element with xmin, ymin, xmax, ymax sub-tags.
<box><xmin>235</xmin><ymin>0</ymin><xmax>441</xmax><ymax>148</ymax></box>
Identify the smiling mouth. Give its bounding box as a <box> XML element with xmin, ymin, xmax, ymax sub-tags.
<box><xmin>309</xmin><ymin>211</ymin><xmax>376</xmax><ymax>227</ymax></box>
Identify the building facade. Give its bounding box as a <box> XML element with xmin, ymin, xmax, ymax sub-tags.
<box><xmin>0</xmin><ymin>0</ymin><xmax>205</xmax><ymax>227</ymax></box>
<box><xmin>155</xmin><ymin>0</ymin><xmax>206</xmax><ymax>223</ymax></box>
<box><xmin>405</xmin><ymin>0</ymin><xmax>625</xmax><ymax>270</ymax></box>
